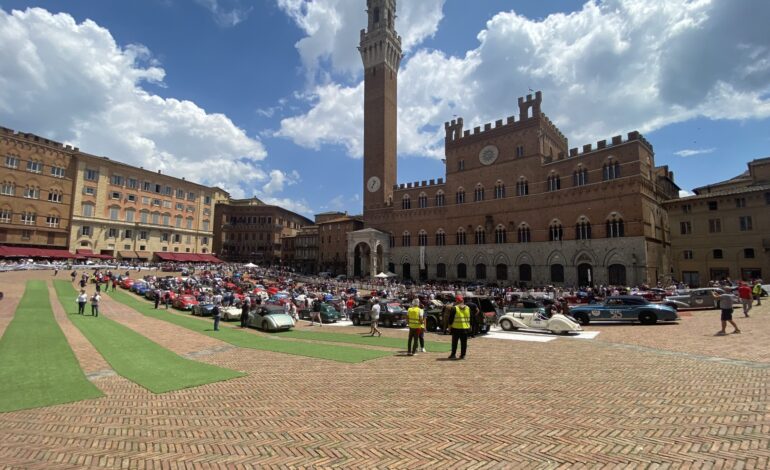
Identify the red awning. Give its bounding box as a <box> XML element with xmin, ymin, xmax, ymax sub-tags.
<box><xmin>155</xmin><ymin>252</ymin><xmax>177</xmax><ymax>261</ymax></box>
<box><xmin>0</xmin><ymin>246</ymin><xmax>78</xmax><ymax>259</ymax></box>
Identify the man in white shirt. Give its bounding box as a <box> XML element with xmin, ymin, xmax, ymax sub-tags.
<box><xmin>369</xmin><ymin>298</ymin><xmax>382</xmax><ymax>337</ymax></box>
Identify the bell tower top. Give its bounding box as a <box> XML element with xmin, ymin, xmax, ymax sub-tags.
<box><xmin>359</xmin><ymin>0</ymin><xmax>402</xmax><ymax>72</ymax></box>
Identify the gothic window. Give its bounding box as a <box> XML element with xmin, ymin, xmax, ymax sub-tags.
<box><xmin>475</xmin><ymin>226</ymin><xmax>486</xmax><ymax>245</ymax></box>
<box><xmin>474</xmin><ymin>184</ymin><xmax>484</xmax><ymax>202</ymax></box>
<box><xmin>494</xmin><ymin>181</ymin><xmax>505</xmax><ymax>199</ymax></box>
<box><xmin>549</xmin><ymin>220</ymin><xmax>564</xmax><ymax>241</ymax></box>
<box><xmin>494</xmin><ymin>225</ymin><xmax>507</xmax><ymax>244</ymax></box>
<box><xmin>603</xmin><ymin>160</ymin><xmax>621</xmax><ymax>180</ymax></box>
<box><xmin>456</xmin><ymin>188</ymin><xmax>465</xmax><ymax>204</ymax></box>
<box><xmin>455</xmin><ymin>227</ymin><xmax>467</xmax><ymax>245</ymax></box>
<box><xmin>457</xmin><ymin>263</ymin><xmax>467</xmax><ymax>279</ymax></box>
<box><xmin>373</xmin><ymin>7</ymin><xmax>380</xmax><ymax>23</ymax></box>
<box><xmin>573</xmin><ymin>167</ymin><xmax>588</xmax><ymax>186</ymax></box>
<box><xmin>435</xmin><ymin>190</ymin><xmax>445</xmax><ymax>207</ymax></box>
<box><xmin>575</xmin><ymin>217</ymin><xmax>592</xmax><ymax>240</ymax></box>
<box><xmin>435</xmin><ymin>229</ymin><xmax>446</xmax><ymax>246</ymax></box>
<box><xmin>516</xmin><ymin>178</ymin><xmax>529</xmax><ymax>196</ymax></box>
<box><xmin>418</xmin><ymin>230</ymin><xmax>428</xmax><ymax>246</ymax></box>
<box><xmin>401</xmin><ymin>231</ymin><xmax>411</xmax><ymax>247</ymax></box>
<box><xmin>418</xmin><ymin>193</ymin><xmax>428</xmax><ymax>209</ymax></box>
<box><xmin>436</xmin><ymin>263</ymin><xmax>447</xmax><ymax>278</ymax></box>
<box><xmin>606</xmin><ymin>213</ymin><xmax>625</xmax><ymax>238</ymax></box>
<box><xmin>389</xmin><ymin>233</ymin><xmax>395</xmax><ymax>248</ymax></box>
<box><xmin>402</xmin><ymin>195</ymin><xmax>411</xmax><ymax>210</ymax></box>
<box><xmin>547</xmin><ymin>173</ymin><xmax>561</xmax><ymax>192</ymax></box>
<box><xmin>517</xmin><ymin>224</ymin><xmax>531</xmax><ymax>243</ymax></box>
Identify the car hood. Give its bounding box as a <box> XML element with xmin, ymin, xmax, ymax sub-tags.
<box><xmin>267</xmin><ymin>314</ymin><xmax>295</xmax><ymax>326</ymax></box>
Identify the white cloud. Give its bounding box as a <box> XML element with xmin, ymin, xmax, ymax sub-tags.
<box><xmin>194</xmin><ymin>0</ymin><xmax>252</xmax><ymax>27</ymax></box>
<box><xmin>259</xmin><ymin>196</ymin><xmax>313</xmax><ymax>217</ymax></box>
<box><xmin>261</xmin><ymin>169</ymin><xmax>300</xmax><ymax>195</ymax></box>
<box><xmin>674</xmin><ymin>147</ymin><xmax>716</xmax><ymax>157</ymax></box>
<box><xmin>0</xmin><ymin>7</ymin><xmax>267</xmax><ymax>199</ymax></box>
<box><xmin>277</xmin><ymin>0</ymin><xmax>770</xmax><ymax>159</ymax></box>
<box><xmin>276</xmin><ymin>0</ymin><xmax>445</xmax><ymax>83</ymax></box>
<box><xmin>679</xmin><ymin>189</ymin><xmax>695</xmax><ymax>198</ymax></box>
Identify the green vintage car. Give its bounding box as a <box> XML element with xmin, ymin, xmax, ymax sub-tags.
<box><xmin>299</xmin><ymin>303</ymin><xmax>342</xmax><ymax>323</ymax></box>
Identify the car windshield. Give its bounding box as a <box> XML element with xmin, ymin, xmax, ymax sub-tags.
<box><xmin>386</xmin><ymin>303</ymin><xmax>402</xmax><ymax>313</ymax></box>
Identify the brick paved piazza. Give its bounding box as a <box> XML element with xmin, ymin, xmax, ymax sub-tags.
<box><xmin>1</xmin><ymin>271</ymin><xmax>768</xmax><ymax>469</ymax></box>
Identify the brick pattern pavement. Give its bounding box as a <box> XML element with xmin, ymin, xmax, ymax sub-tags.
<box><xmin>0</xmin><ymin>270</ymin><xmax>767</xmax><ymax>468</ymax></box>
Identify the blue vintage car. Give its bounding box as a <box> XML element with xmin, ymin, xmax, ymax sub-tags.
<box><xmin>569</xmin><ymin>296</ymin><xmax>679</xmax><ymax>325</ymax></box>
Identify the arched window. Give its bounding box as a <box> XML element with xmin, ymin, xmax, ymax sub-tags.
<box><xmin>402</xmin><ymin>194</ymin><xmax>411</xmax><ymax>210</ymax></box>
<box><xmin>519</xmin><ymin>264</ymin><xmax>532</xmax><ymax>282</ymax></box>
<box><xmin>573</xmin><ymin>166</ymin><xmax>588</xmax><ymax>186</ymax></box>
<box><xmin>109</xmin><ymin>206</ymin><xmax>120</xmax><ymax>221</ymax></box>
<box><xmin>608</xmin><ymin>264</ymin><xmax>627</xmax><ymax>285</ymax></box>
<box><xmin>550</xmin><ymin>264</ymin><xmax>565</xmax><ymax>283</ymax></box>
<box><xmin>516</xmin><ymin>178</ymin><xmax>529</xmax><ymax>196</ymax></box>
<box><xmin>186</xmin><ymin>217</ymin><xmax>194</xmax><ymax>229</ymax></box>
<box><xmin>456</xmin><ymin>187</ymin><xmax>465</xmax><ymax>204</ymax></box>
<box><xmin>373</xmin><ymin>7</ymin><xmax>380</xmax><ymax>23</ymax></box>
<box><xmin>140</xmin><ymin>210</ymin><xmax>149</xmax><ymax>224</ymax></box>
<box><xmin>455</xmin><ymin>227</ymin><xmax>467</xmax><ymax>245</ymax></box>
<box><xmin>152</xmin><ymin>212</ymin><xmax>160</xmax><ymax>225</ymax></box>
<box><xmin>547</xmin><ymin>173</ymin><xmax>561</xmax><ymax>191</ymax></box>
<box><xmin>494</xmin><ymin>180</ymin><xmax>505</xmax><ymax>199</ymax></box>
<box><xmin>475</xmin><ymin>263</ymin><xmax>487</xmax><ymax>279</ymax></box>
<box><xmin>457</xmin><ymin>263</ymin><xmax>467</xmax><ymax>279</ymax></box>
<box><xmin>23</xmin><ymin>184</ymin><xmax>40</xmax><ymax>199</ymax></box>
<box><xmin>549</xmin><ymin>220</ymin><xmax>563</xmax><ymax>241</ymax></box>
<box><xmin>606</xmin><ymin>213</ymin><xmax>625</xmax><ymax>238</ymax></box>
<box><xmin>517</xmin><ymin>224</ymin><xmax>531</xmax><ymax>243</ymax></box>
<box><xmin>494</xmin><ymin>225</ymin><xmax>506</xmax><ymax>244</ymax></box>
<box><xmin>475</xmin><ymin>226</ymin><xmax>486</xmax><ymax>244</ymax></box>
<box><xmin>603</xmin><ymin>160</ymin><xmax>621</xmax><ymax>180</ymax></box>
<box><xmin>418</xmin><ymin>192</ymin><xmax>428</xmax><ymax>209</ymax></box>
<box><xmin>175</xmin><ymin>215</ymin><xmax>183</xmax><ymax>228</ymax></box>
<box><xmin>436</xmin><ymin>263</ymin><xmax>447</xmax><ymax>278</ymax></box>
<box><xmin>435</xmin><ymin>190</ymin><xmax>445</xmax><ymax>207</ymax></box>
<box><xmin>46</xmin><ymin>213</ymin><xmax>60</xmax><ymax>228</ymax></box>
<box><xmin>496</xmin><ymin>264</ymin><xmax>508</xmax><ymax>280</ymax></box>
<box><xmin>81</xmin><ymin>203</ymin><xmax>95</xmax><ymax>217</ymax></box>
<box><xmin>418</xmin><ymin>230</ymin><xmax>428</xmax><ymax>246</ymax></box>
<box><xmin>575</xmin><ymin>216</ymin><xmax>592</xmax><ymax>240</ymax></box>
<box><xmin>0</xmin><ymin>180</ymin><xmax>16</xmax><ymax>196</ymax></box>
<box><xmin>125</xmin><ymin>209</ymin><xmax>135</xmax><ymax>223</ymax></box>
<box><xmin>162</xmin><ymin>213</ymin><xmax>171</xmax><ymax>226</ymax></box>
<box><xmin>474</xmin><ymin>184</ymin><xmax>485</xmax><ymax>202</ymax></box>
<box><xmin>435</xmin><ymin>229</ymin><xmax>446</xmax><ymax>246</ymax></box>
<box><xmin>401</xmin><ymin>231</ymin><xmax>411</xmax><ymax>247</ymax></box>
<box><xmin>388</xmin><ymin>233</ymin><xmax>395</xmax><ymax>248</ymax></box>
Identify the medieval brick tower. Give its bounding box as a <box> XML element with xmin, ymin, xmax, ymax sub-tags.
<box><xmin>359</xmin><ymin>0</ymin><xmax>402</xmax><ymax>216</ymax></box>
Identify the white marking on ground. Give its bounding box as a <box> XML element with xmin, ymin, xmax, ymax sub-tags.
<box><xmin>566</xmin><ymin>331</ymin><xmax>601</xmax><ymax>340</ymax></box>
<box><xmin>484</xmin><ymin>331</ymin><xmax>557</xmax><ymax>343</ymax></box>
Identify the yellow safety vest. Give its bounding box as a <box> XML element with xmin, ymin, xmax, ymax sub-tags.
<box><xmin>452</xmin><ymin>305</ymin><xmax>471</xmax><ymax>330</ymax></box>
<box><xmin>754</xmin><ymin>284</ymin><xmax>762</xmax><ymax>295</ymax></box>
<box><xmin>407</xmin><ymin>306</ymin><xmax>423</xmax><ymax>329</ymax></box>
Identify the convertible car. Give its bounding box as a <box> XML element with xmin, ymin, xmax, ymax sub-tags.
<box><xmin>570</xmin><ymin>296</ymin><xmax>679</xmax><ymax>325</ymax></box>
<box><xmin>299</xmin><ymin>303</ymin><xmax>343</xmax><ymax>323</ymax></box>
<box><xmin>192</xmin><ymin>303</ymin><xmax>216</xmax><ymax>317</ymax></box>
<box><xmin>248</xmin><ymin>305</ymin><xmax>295</xmax><ymax>332</ymax></box>
<box><xmin>220</xmin><ymin>305</ymin><xmax>243</xmax><ymax>321</ymax></box>
<box><xmin>498</xmin><ymin>309</ymin><xmax>582</xmax><ymax>335</ymax></box>
<box><xmin>172</xmin><ymin>294</ymin><xmax>199</xmax><ymax>311</ymax></box>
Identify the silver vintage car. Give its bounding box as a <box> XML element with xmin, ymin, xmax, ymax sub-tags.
<box><xmin>665</xmin><ymin>288</ymin><xmax>738</xmax><ymax>309</ymax></box>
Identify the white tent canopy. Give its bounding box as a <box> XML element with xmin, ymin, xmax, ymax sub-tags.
<box><xmin>243</xmin><ymin>262</ymin><xmax>258</xmax><ymax>268</ymax></box>
<box><xmin>375</xmin><ymin>272</ymin><xmax>390</xmax><ymax>278</ymax></box>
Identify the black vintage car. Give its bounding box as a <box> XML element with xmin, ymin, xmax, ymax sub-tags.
<box><xmin>350</xmin><ymin>301</ymin><xmax>407</xmax><ymax>328</ymax></box>
<box><xmin>423</xmin><ymin>296</ymin><xmax>498</xmax><ymax>334</ymax></box>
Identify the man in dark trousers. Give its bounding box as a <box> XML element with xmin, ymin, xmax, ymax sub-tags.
<box><xmin>240</xmin><ymin>296</ymin><xmax>251</xmax><ymax>328</ymax></box>
<box><xmin>213</xmin><ymin>303</ymin><xmax>221</xmax><ymax>331</ymax></box>
<box><xmin>447</xmin><ymin>295</ymin><xmax>471</xmax><ymax>360</ymax></box>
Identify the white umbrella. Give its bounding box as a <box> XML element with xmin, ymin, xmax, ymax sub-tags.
<box><xmin>243</xmin><ymin>262</ymin><xmax>257</xmax><ymax>268</ymax></box>
<box><xmin>375</xmin><ymin>272</ymin><xmax>390</xmax><ymax>278</ymax></box>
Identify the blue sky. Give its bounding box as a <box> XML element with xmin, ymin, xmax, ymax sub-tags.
<box><xmin>1</xmin><ymin>0</ymin><xmax>769</xmax><ymax>217</ymax></box>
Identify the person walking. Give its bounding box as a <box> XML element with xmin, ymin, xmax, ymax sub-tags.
<box><xmin>310</xmin><ymin>299</ymin><xmax>323</xmax><ymax>327</ymax></box>
<box><xmin>90</xmin><ymin>292</ymin><xmax>101</xmax><ymax>317</ymax></box>
<box><xmin>738</xmin><ymin>282</ymin><xmax>752</xmax><ymax>317</ymax></box>
<box><xmin>753</xmin><ymin>281</ymin><xmax>763</xmax><ymax>306</ymax></box>
<box><xmin>154</xmin><ymin>289</ymin><xmax>161</xmax><ymax>309</ymax></box>
<box><xmin>76</xmin><ymin>289</ymin><xmax>88</xmax><ymax>315</ymax></box>
<box><xmin>164</xmin><ymin>291</ymin><xmax>171</xmax><ymax>309</ymax></box>
<box><xmin>112</xmin><ymin>278</ymin><xmax>118</xmax><ymax>292</ymax></box>
<box><xmin>71</xmin><ymin>270</ymin><xmax>77</xmax><ymax>283</ymax></box>
<box><xmin>717</xmin><ymin>290</ymin><xmax>740</xmax><ymax>335</ymax></box>
<box><xmin>212</xmin><ymin>302</ymin><xmax>221</xmax><ymax>331</ymax></box>
<box><xmin>240</xmin><ymin>296</ymin><xmax>251</xmax><ymax>328</ymax></box>
<box><xmin>369</xmin><ymin>298</ymin><xmax>382</xmax><ymax>337</ymax></box>
<box><xmin>406</xmin><ymin>299</ymin><xmax>423</xmax><ymax>355</ymax></box>
<box><xmin>447</xmin><ymin>295</ymin><xmax>470</xmax><ymax>360</ymax></box>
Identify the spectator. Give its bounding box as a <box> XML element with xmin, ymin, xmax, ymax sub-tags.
<box><xmin>369</xmin><ymin>298</ymin><xmax>382</xmax><ymax>337</ymax></box>
<box><xmin>737</xmin><ymin>282</ymin><xmax>752</xmax><ymax>317</ymax></box>
<box><xmin>76</xmin><ymin>289</ymin><xmax>88</xmax><ymax>315</ymax></box>
<box><xmin>90</xmin><ymin>292</ymin><xmax>101</xmax><ymax>317</ymax></box>
<box><xmin>716</xmin><ymin>291</ymin><xmax>740</xmax><ymax>336</ymax></box>
<box><xmin>753</xmin><ymin>281</ymin><xmax>763</xmax><ymax>306</ymax></box>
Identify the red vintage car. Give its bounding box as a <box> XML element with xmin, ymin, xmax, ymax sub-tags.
<box><xmin>120</xmin><ymin>278</ymin><xmax>135</xmax><ymax>289</ymax></box>
<box><xmin>173</xmin><ymin>294</ymin><xmax>199</xmax><ymax>311</ymax></box>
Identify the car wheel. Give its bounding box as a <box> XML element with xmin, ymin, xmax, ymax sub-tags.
<box><xmin>500</xmin><ymin>319</ymin><xmax>514</xmax><ymax>331</ymax></box>
<box><xmin>575</xmin><ymin>313</ymin><xmax>590</xmax><ymax>326</ymax></box>
<box><xmin>262</xmin><ymin>320</ymin><xmax>269</xmax><ymax>331</ymax></box>
<box><xmin>352</xmin><ymin>316</ymin><xmax>361</xmax><ymax>326</ymax></box>
<box><xmin>639</xmin><ymin>311</ymin><xmax>657</xmax><ymax>325</ymax></box>
<box><xmin>426</xmin><ymin>317</ymin><xmax>437</xmax><ymax>332</ymax></box>
<box><xmin>384</xmin><ymin>318</ymin><xmax>392</xmax><ymax>328</ymax></box>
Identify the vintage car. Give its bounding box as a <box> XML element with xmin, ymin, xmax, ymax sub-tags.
<box><xmin>350</xmin><ymin>301</ymin><xmax>407</xmax><ymax>328</ymax></box>
<box><xmin>120</xmin><ymin>278</ymin><xmax>135</xmax><ymax>289</ymax></box>
<box><xmin>665</xmin><ymin>288</ymin><xmax>738</xmax><ymax>309</ymax></box>
<box><xmin>299</xmin><ymin>303</ymin><xmax>342</xmax><ymax>323</ymax></box>
<box><xmin>423</xmin><ymin>296</ymin><xmax>498</xmax><ymax>334</ymax></box>
<box><xmin>570</xmin><ymin>296</ymin><xmax>679</xmax><ymax>325</ymax></box>
<box><xmin>498</xmin><ymin>308</ymin><xmax>582</xmax><ymax>335</ymax></box>
<box><xmin>248</xmin><ymin>305</ymin><xmax>295</xmax><ymax>332</ymax></box>
<box><xmin>191</xmin><ymin>302</ymin><xmax>216</xmax><ymax>317</ymax></box>
<box><xmin>172</xmin><ymin>294</ymin><xmax>199</xmax><ymax>311</ymax></box>
<box><xmin>220</xmin><ymin>305</ymin><xmax>243</xmax><ymax>321</ymax></box>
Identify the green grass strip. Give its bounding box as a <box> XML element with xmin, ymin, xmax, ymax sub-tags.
<box><xmin>107</xmin><ymin>289</ymin><xmax>392</xmax><ymax>363</ymax></box>
<box><xmin>54</xmin><ymin>281</ymin><xmax>243</xmax><ymax>394</ymax></box>
<box><xmin>276</xmin><ymin>329</ymin><xmax>451</xmax><ymax>352</ymax></box>
<box><xmin>0</xmin><ymin>281</ymin><xmax>103</xmax><ymax>413</ymax></box>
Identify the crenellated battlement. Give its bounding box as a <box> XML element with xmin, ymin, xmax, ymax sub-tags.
<box><xmin>567</xmin><ymin>131</ymin><xmax>654</xmax><ymax>158</ymax></box>
<box><xmin>445</xmin><ymin>90</ymin><xmax>551</xmax><ymax>144</ymax></box>
<box><xmin>0</xmin><ymin>126</ymin><xmax>79</xmax><ymax>152</ymax></box>
<box><xmin>393</xmin><ymin>178</ymin><xmax>446</xmax><ymax>192</ymax></box>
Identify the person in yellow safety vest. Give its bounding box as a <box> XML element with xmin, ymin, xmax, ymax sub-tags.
<box><xmin>406</xmin><ymin>299</ymin><xmax>424</xmax><ymax>356</ymax></box>
<box><xmin>753</xmin><ymin>281</ymin><xmax>763</xmax><ymax>306</ymax></box>
<box><xmin>447</xmin><ymin>295</ymin><xmax>471</xmax><ymax>360</ymax></box>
